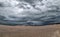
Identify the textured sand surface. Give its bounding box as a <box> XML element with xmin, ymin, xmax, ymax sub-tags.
<box><xmin>0</xmin><ymin>24</ymin><xmax>60</xmax><ymax>37</ymax></box>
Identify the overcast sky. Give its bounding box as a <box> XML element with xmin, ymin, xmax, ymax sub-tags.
<box><xmin>0</xmin><ymin>0</ymin><xmax>60</xmax><ymax>25</ymax></box>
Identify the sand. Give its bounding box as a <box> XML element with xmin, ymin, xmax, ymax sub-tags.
<box><xmin>0</xmin><ymin>24</ymin><xmax>60</xmax><ymax>37</ymax></box>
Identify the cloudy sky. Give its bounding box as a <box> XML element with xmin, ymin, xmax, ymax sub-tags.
<box><xmin>0</xmin><ymin>0</ymin><xmax>60</xmax><ymax>25</ymax></box>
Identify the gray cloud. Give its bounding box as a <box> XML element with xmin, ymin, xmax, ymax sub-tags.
<box><xmin>0</xmin><ymin>0</ymin><xmax>60</xmax><ymax>26</ymax></box>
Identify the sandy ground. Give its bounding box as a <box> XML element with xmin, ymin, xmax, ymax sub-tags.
<box><xmin>0</xmin><ymin>24</ymin><xmax>60</xmax><ymax>37</ymax></box>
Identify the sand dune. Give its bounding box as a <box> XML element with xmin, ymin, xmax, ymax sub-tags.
<box><xmin>0</xmin><ymin>24</ymin><xmax>60</xmax><ymax>37</ymax></box>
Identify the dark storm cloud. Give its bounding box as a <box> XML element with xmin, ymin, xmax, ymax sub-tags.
<box><xmin>0</xmin><ymin>2</ymin><xmax>5</xmax><ymax>7</ymax></box>
<box><xmin>18</xmin><ymin>0</ymin><xmax>42</xmax><ymax>4</ymax></box>
<box><xmin>24</xmin><ymin>0</ymin><xmax>42</xmax><ymax>4</ymax></box>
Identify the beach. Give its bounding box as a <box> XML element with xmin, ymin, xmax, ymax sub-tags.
<box><xmin>0</xmin><ymin>24</ymin><xmax>60</xmax><ymax>37</ymax></box>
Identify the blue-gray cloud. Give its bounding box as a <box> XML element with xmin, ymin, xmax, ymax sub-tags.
<box><xmin>0</xmin><ymin>0</ymin><xmax>60</xmax><ymax>26</ymax></box>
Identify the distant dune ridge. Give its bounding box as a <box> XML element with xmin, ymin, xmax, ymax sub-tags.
<box><xmin>0</xmin><ymin>0</ymin><xmax>60</xmax><ymax>25</ymax></box>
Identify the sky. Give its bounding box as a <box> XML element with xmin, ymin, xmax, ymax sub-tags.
<box><xmin>0</xmin><ymin>0</ymin><xmax>60</xmax><ymax>25</ymax></box>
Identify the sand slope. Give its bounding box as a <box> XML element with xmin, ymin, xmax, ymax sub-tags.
<box><xmin>0</xmin><ymin>24</ymin><xmax>60</xmax><ymax>37</ymax></box>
